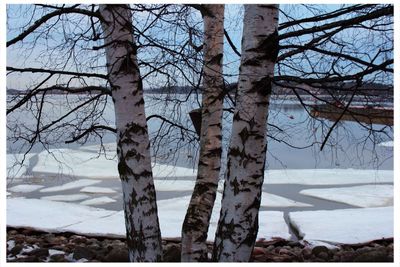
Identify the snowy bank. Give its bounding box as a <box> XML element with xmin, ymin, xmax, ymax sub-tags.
<box><xmin>264</xmin><ymin>169</ymin><xmax>392</xmax><ymax>185</ymax></box>
<box><xmin>7</xmin><ymin>197</ymin><xmax>290</xmax><ymax>241</ymax></box>
<box><xmin>300</xmin><ymin>184</ymin><xmax>393</xmax><ymax>208</ymax></box>
<box><xmin>289</xmin><ymin>206</ymin><xmax>393</xmax><ymax>244</ymax></box>
<box><xmin>7</xmin><ymin>146</ymin><xmax>392</xmax><ymax>185</ymax></box>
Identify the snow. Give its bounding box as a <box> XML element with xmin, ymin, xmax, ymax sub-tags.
<box><xmin>258</xmin><ymin>211</ymin><xmax>291</xmax><ymax>240</ymax></box>
<box><xmin>21</xmin><ymin>244</ymin><xmax>39</xmax><ymax>254</ymax></box>
<box><xmin>6</xmin><ymin>153</ymin><xmax>35</xmax><ymax>178</ymax></box>
<box><xmin>40</xmin><ymin>179</ymin><xmax>101</xmax><ymax>193</ymax></box>
<box><xmin>154</xmin><ymin>179</ymin><xmax>195</xmax><ymax>191</ymax></box>
<box><xmin>80</xmin><ymin>186</ymin><xmax>117</xmax><ymax>194</ymax></box>
<box><xmin>41</xmin><ymin>194</ymin><xmax>90</xmax><ymax>202</ymax></box>
<box><xmin>261</xmin><ymin>192</ymin><xmax>312</xmax><ymax>208</ymax></box>
<box><xmin>152</xmin><ymin>164</ymin><xmax>197</xmax><ymax>177</ymax></box>
<box><xmin>9</xmin><ymin>145</ymin><xmax>392</xmax><ymax>186</ymax></box>
<box><xmin>33</xmin><ymin>149</ymin><xmax>119</xmax><ymax>178</ymax></box>
<box><xmin>48</xmin><ymin>249</ymin><xmax>65</xmax><ymax>256</ymax></box>
<box><xmin>7</xmin><ymin>198</ymin><xmax>115</xmax><ymax>233</ymax></box>
<box><xmin>63</xmin><ymin>211</ymin><xmax>125</xmax><ymax>238</ymax></box>
<box><xmin>80</xmin><ymin>197</ymin><xmax>116</xmax><ymax>206</ymax></box>
<box><xmin>8</xmin><ymin>184</ymin><xmax>44</xmax><ymax>193</ymax></box>
<box><xmin>300</xmin><ymin>240</ymin><xmax>339</xmax><ymax>250</ymax></box>
<box><xmin>264</xmin><ymin>169</ymin><xmax>393</xmax><ymax>185</ymax></box>
<box><xmin>30</xmin><ymin>147</ymin><xmax>197</xmax><ymax>179</ymax></box>
<box><xmin>7</xmin><ymin>197</ymin><xmax>290</xmax><ymax>242</ymax></box>
<box><xmin>7</xmin><ymin>192</ymin><xmax>11</xmax><ymax>196</ymax></box>
<box><xmin>7</xmin><ymin>240</ymin><xmax>16</xmax><ymax>251</ymax></box>
<box><xmin>378</xmin><ymin>141</ymin><xmax>394</xmax><ymax>147</ymax></box>
<box><xmin>289</xmin><ymin>206</ymin><xmax>393</xmax><ymax>244</ymax></box>
<box><xmin>156</xmin><ymin>193</ymin><xmax>290</xmax><ymax>240</ymax></box>
<box><xmin>300</xmin><ymin>184</ymin><xmax>393</xmax><ymax>208</ymax></box>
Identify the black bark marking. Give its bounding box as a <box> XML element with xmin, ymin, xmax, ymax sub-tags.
<box><xmin>231</xmin><ymin>177</ymin><xmax>240</xmax><ymax>195</ymax></box>
<box><xmin>126</xmin><ymin>122</ymin><xmax>147</xmax><ymax>135</ymax></box>
<box><xmin>207</xmin><ymin>53</ymin><xmax>223</xmax><ymax>66</ymax></box>
<box><xmin>238</xmin><ymin>127</ymin><xmax>249</xmax><ymax>144</ymax></box>
<box><xmin>233</xmin><ymin>111</ymin><xmax>241</xmax><ymax>121</ymax></box>
<box><xmin>248</xmin><ymin>117</ymin><xmax>256</xmax><ymax>130</ymax></box>
<box><xmin>116</xmin><ymin>53</ymin><xmax>136</xmax><ymax>74</ymax></box>
<box><xmin>249</xmin><ymin>76</ymin><xmax>272</xmax><ymax>96</ymax></box>
<box><xmin>118</xmin><ymin>159</ymin><xmax>134</xmax><ymax>180</ymax></box>
<box><xmin>134</xmin><ymin>98</ymin><xmax>144</xmax><ymax>107</ymax></box>
<box><xmin>257</xmin><ymin>29</ymin><xmax>279</xmax><ymax>62</ymax></box>
<box><xmin>259</xmin><ymin>5</ymin><xmax>276</xmax><ymax>9</ymax></box>
<box><xmin>242</xmin><ymin>58</ymin><xmax>260</xmax><ymax>66</ymax></box>
<box><xmin>125</xmin><ymin>149</ymin><xmax>143</xmax><ymax>161</ymax></box>
<box><xmin>205</xmin><ymin>147</ymin><xmax>222</xmax><ymax>157</ymax></box>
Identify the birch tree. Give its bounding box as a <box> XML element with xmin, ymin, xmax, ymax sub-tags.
<box><xmin>213</xmin><ymin>4</ymin><xmax>279</xmax><ymax>261</ymax></box>
<box><xmin>99</xmin><ymin>4</ymin><xmax>162</xmax><ymax>261</ymax></box>
<box><xmin>181</xmin><ymin>4</ymin><xmax>224</xmax><ymax>262</ymax></box>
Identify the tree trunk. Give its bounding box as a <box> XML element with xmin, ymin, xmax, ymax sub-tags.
<box><xmin>213</xmin><ymin>4</ymin><xmax>279</xmax><ymax>262</ymax></box>
<box><xmin>99</xmin><ymin>4</ymin><xmax>162</xmax><ymax>262</ymax></box>
<box><xmin>181</xmin><ymin>4</ymin><xmax>225</xmax><ymax>262</ymax></box>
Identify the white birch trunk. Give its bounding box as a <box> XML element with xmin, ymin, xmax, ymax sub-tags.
<box><xmin>99</xmin><ymin>4</ymin><xmax>162</xmax><ymax>262</ymax></box>
<box><xmin>181</xmin><ymin>4</ymin><xmax>225</xmax><ymax>262</ymax></box>
<box><xmin>213</xmin><ymin>4</ymin><xmax>279</xmax><ymax>262</ymax></box>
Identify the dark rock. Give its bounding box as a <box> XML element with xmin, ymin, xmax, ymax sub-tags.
<box><xmin>10</xmin><ymin>244</ymin><xmax>23</xmax><ymax>255</ymax></box>
<box><xmin>49</xmin><ymin>254</ymin><xmax>68</xmax><ymax>262</ymax></box>
<box><xmin>312</xmin><ymin>245</ymin><xmax>329</xmax><ymax>256</ymax></box>
<box><xmin>70</xmin><ymin>235</ymin><xmax>87</xmax><ymax>244</ymax></box>
<box><xmin>13</xmin><ymin>234</ymin><xmax>26</xmax><ymax>244</ymax></box>
<box><xmin>353</xmin><ymin>247</ymin><xmax>390</xmax><ymax>262</ymax></box>
<box><xmin>22</xmin><ymin>229</ymin><xmax>34</xmax><ymax>235</ymax></box>
<box><xmin>278</xmin><ymin>248</ymin><xmax>291</xmax><ymax>255</ymax></box>
<box><xmin>332</xmin><ymin>254</ymin><xmax>341</xmax><ymax>261</ymax></box>
<box><xmin>163</xmin><ymin>243</ymin><xmax>181</xmax><ymax>262</ymax></box>
<box><xmin>8</xmin><ymin>229</ymin><xmax>18</xmax><ymax>235</ymax></box>
<box><xmin>25</xmin><ymin>236</ymin><xmax>38</xmax><ymax>244</ymax></box>
<box><xmin>339</xmin><ymin>251</ymin><xmax>356</xmax><ymax>262</ymax></box>
<box><xmin>253</xmin><ymin>246</ymin><xmax>266</xmax><ymax>255</ymax></box>
<box><xmin>73</xmin><ymin>246</ymin><xmax>95</xmax><ymax>260</ymax></box>
<box><xmin>301</xmin><ymin>248</ymin><xmax>312</xmax><ymax>260</ymax></box>
<box><xmin>16</xmin><ymin>255</ymin><xmax>39</xmax><ymax>262</ymax></box>
<box><xmin>28</xmin><ymin>248</ymin><xmax>49</xmax><ymax>257</ymax></box>
<box><xmin>287</xmin><ymin>241</ymin><xmax>301</xmax><ymax>247</ymax></box>
<box><xmin>317</xmin><ymin>251</ymin><xmax>329</xmax><ymax>261</ymax></box>
<box><xmin>104</xmin><ymin>246</ymin><xmax>129</xmax><ymax>262</ymax></box>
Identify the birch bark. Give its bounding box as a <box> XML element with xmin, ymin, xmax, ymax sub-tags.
<box><xmin>213</xmin><ymin>4</ymin><xmax>279</xmax><ymax>262</ymax></box>
<box><xmin>181</xmin><ymin>4</ymin><xmax>225</xmax><ymax>262</ymax></box>
<box><xmin>99</xmin><ymin>4</ymin><xmax>162</xmax><ymax>262</ymax></box>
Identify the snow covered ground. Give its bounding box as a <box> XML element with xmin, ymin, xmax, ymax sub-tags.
<box><xmin>41</xmin><ymin>194</ymin><xmax>90</xmax><ymax>202</ymax></box>
<box><xmin>80</xmin><ymin>186</ymin><xmax>117</xmax><ymax>194</ymax></box>
<box><xmin>40</xmin><ymin>179</ymin><xmax>101</xmax><ymax>193</ymax></box>
<box><xmin>300</xmin><ymin>184</ymin><xmax>393</xmax><ymax>208</ymax></box>
<box><xmin>289</xmin><ymin>207</ymin><xmax>393</xmax><ymax>244</ymax></box>
<box><xmin>7</xmin><ymin>197</ymin><xmax>290</xmax><ymax>241</ymax></box>
<box><xmin>7</xmin><ymin>147</ymin><xmax>393</xmax><ymax>185</ymax></box>
<box><xmin>6</xmin><ymin>144</ymin><xmax>394</xmax><ymax>245</ymax></box>
<box><xmin>8</xmin><ymin>184</ymin><xmax>44</xmax><ymax>193</ymax></box>
<box><xmin>80</xmin><ymin>196</ymin><xmax>116</xmax><ymax>206</ymax></box>
<box><xmin>7</xmin><ymin>196</ymin><xmax>393</xmax><ymax>244</ymax></box>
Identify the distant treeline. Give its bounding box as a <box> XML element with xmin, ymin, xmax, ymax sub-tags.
<box><xmin>7</xmin><ymin>81</ymin><xmax>393</xmax><ymax>97</ymax></box>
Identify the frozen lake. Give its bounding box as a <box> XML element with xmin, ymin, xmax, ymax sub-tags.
<box><xmin>6</xmin><ymin>92</ymin><xmax>394</xmax><ymax>242</ymax></box>
<box><xmin>6</xmin><ymin>94</ymin><xmax>394</xmax><ymax>170</ymax></box>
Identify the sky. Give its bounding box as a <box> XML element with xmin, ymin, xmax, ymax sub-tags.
<box><xmin>6</xmin><ymin>3</ymin><xmax>380</xmax><ymax>90</ymax></box>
